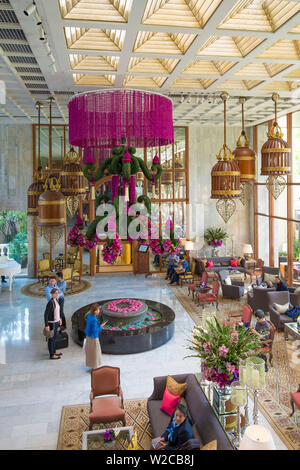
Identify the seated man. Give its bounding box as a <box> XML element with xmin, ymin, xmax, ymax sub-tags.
<box><xmin>165</xmin><ymin>253</ymin><xmax>180</xmax><ymax>280</ymax></box>
<box><xmin>170</xmin><ymin>256</ymin><xmax>190</xmax><ymax>286</ymax></box>
<box><xmin>251</xmin><ymin>309</ymin><xmax>271</xmax><ymax>372</ymax></box>
<box><xmin>275</xmin><ymin>275</ymin><xmax>288</xmax><ymax>291</ymax></box>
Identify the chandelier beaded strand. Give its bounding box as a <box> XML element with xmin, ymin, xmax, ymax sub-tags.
<box><xmin>261</xmin><ymin>93</ymin><xmax>291</xmax><ymax>199</ymax></box>
<box><xmin>211</xmin><ymin>92</ymin><xmax>241</xmax><ymax>223</ymax></box>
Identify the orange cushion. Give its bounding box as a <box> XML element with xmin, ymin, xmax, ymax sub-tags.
<box><xmin>89</xmin><ymin>396</ymin><xmax>125</xmax><ymax>423</ymax></box>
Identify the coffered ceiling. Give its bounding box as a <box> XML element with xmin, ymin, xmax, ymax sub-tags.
<box><xmin>1</xmin><ymin>0</ymin><xmax>300</xmax><ymax>127</ymax></box>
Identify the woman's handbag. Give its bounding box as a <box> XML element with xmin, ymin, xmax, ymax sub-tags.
<box><xmin>43</xmin><ymin>327</ymin><xmax>54</xmax><ymax>341</ymax></box>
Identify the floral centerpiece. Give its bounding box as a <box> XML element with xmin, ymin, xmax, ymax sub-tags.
<box><xmin>186</xmin><ymin>317</ymin><xmax>261</xmax><ymax>388</ymax></box>
<box><xmin>102</xmin><ymin>233</ymin><xmax>124</xmax><ymax>265</ymax></box>
<box><xmin>204</xmin><ymin>227</ymin><xmax>228</xmax><ymax>247</ymax></box>
<box><xmin>103</xmin><ymin>428</ymin><xmax>118</xmax><ymax>443</ymax></box>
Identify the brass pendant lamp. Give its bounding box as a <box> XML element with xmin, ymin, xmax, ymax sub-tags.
<box><xmin>211</xmin><ymin>92</ymin><xmax>241</xmax><ymax>223</ymax></box>
<box><xmin>233</xmin><ymin>97</ymin><xmax>256</xmax><ymax>205</ymax></box>
<box><xmin>261</xmin><ymin>93</ymin><xmax>291</xmax><ymax>199</ymax></box>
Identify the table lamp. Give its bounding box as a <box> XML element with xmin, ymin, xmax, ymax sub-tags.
<box><xmin>242</xmin><ymin>244</ymin><xmax>253</xmax><ymax>260</ymax></box>
<box><xmin>239</xmin><ymin>425</ymin><xmax>276</xmax><ymax>450</ymax></box>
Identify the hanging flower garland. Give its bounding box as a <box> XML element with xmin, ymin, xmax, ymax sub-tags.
<box><xmin>102</xmin><ymin>233</ymin><xmax>124</xmax><ymax>264</ymax></box>
<box><xmin>67</xmin><ymin>215</ymin><xmax>99</xmax><ymax>250</ymax></box>
<box><xmin>149</xmin><ymin>237</ymin><xmax>182</xmax><ymax>256</ymax></box>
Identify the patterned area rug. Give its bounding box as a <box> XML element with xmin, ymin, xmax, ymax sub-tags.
<box><xmin>21</xmin><ymin>279</ymin><xmax>92</xmax><ymax>298</ymax></box>
<box><xmin>168</xmin><ymin>279</ymin><xmax>300</xmax><ymax>450</ymax></box>
<box><xmin>57</xmin><ymin>399</ymin><xmax>153</xmax><ymax>450</ymax></box>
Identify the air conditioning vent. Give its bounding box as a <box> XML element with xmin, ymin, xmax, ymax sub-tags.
<box><xmin>0</xmin><ymin>29</ymin><xmax>26</xmax><ymax>41</ymax></box>
<box><xmin>22</xmin><ymin>75</ymin><xmax>46</xmax><ymax>81</ymax></box>
<box><xmin>9</xmin><ymin>56</ymin><xmax>37</xmax><ymax>64</ymax></box>
<box><xmin>1</xmin><ymin>43</ymin><xmax>33</xmax><ymax>54</ymax></box>
<box><xmin>15</xmin><ymin>66</ymin><xmax>42</xmax><ymax>73</ymax></box>
<box><xmin>0</xmin><ymin>9</ymin><xmax>18</xmax><ymax>23</ymax></box>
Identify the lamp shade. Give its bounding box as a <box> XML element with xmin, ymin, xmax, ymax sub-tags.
<box><xmin>243</xmin><ymin>244</ymin><xmax>253</xmax><ymax>254</ymax></box>
<box><xmin>185</xmin><ymin>241</ymin><xmax>194</xmax><ymax>251</ymax></box>
<box><xmin>239</xmin><ymin>425</ymin><xmax>276</xmax><ymax>450</ymax></box>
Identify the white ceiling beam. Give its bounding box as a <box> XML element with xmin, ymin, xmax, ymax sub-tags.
<box><xmin>114</xmin><ymin>0</ymin><xmax>148</xmax><ymax>88</ymax></box>
<box><xmin>161</xmin><ymin>0</ymin><xmax>239</xmax><ymax>89</ymax></box>
<box><xmin>207</xmin><ymin>12</ymin><xmax>300</xmax><ymax>92</ymax></box>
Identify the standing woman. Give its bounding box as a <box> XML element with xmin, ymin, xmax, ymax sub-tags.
<box><xmin>44</xmin><ymin>288</ymin><xmax>62</xmax><ymax>360</ymax></box>
<box><xmin>84</xmin><ymin>303</ymin><xmax>106</xmax><ymax>370</ymax></box>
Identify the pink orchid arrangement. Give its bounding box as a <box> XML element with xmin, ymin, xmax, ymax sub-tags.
<box><xmin>187</xmin><ymin>317</ymin><xmax>262</xmax><ymax>388</ymax></box>
<box><xmin>67</xmin><ymin>215</ymin><xmax>99</xmax><ymax>250</ymax></box>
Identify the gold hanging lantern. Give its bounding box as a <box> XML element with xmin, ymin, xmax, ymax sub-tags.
<box><xmin>233</xmin><ymin>97</ymin><xmax>256</xmax><ymax>205</ymax></box>
<box><xmin>27</xmin><ymin>167</ymin><xmax>45</xmax><ymax>216</ymax></box>
<box><xmin>261</xmin><ymin>93</ymin><xmax>291</xmax><ymax>199</ymax></box>
<box><xmin>38</xmin><ymin>177</ymin><xmax>66</xmax><ymax>247</ymax></box>
<box><xmin>211</xmin><ymin>92</ymin><xmax>241</xmax><ymax>223</ymax></box>
<box><xmin>60</xmin><ymin>146</ymin><xmax>87</xmax><ymax>217</ymax></box>
<box><xmin>27</xmin><ymin>102</ymin><xmax>45</xmax><ymax>217</ymax></box>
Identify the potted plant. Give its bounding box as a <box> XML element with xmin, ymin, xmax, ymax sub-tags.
<box><xmin>204</xmin><ymin>227</ymin><xmax>228</xmax><ymax>256</ymax></box>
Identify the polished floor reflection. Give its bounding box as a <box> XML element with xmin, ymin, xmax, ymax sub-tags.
<box><xmin>0</xmin><ymin>274</ymin><xmax>287</xmax><ymax>450</ymax></box>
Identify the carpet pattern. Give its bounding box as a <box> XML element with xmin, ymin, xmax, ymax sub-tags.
<box><xmin>21</xmin><ymin>279</ymin><xmax>92</xmax><ymax>298</ymax></box>
<box><xmin>168</xmin><ymin>280</ymin><xmax>300</xmax><ymax>450</ymax></box>
<box><xmin>57</xmin><ymin>399</ymin><xmax>153</xmax><ymax>450</ymax></box>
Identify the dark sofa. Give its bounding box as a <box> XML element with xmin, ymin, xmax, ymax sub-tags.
<box><xmin>147</xmin><ymin>373</ymin><xmax>234</xmax><ymax>450</ymax></box>
<box><xmin>194</xmin><ymin>257</ymin><xmax>246</xmax><ymax>276</ymax></box>
<box><xmin>266</xmin><ymin>291</ymin><xmax>299</xmax><ymax>330</ymax></box>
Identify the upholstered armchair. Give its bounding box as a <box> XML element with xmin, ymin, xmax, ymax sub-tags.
<box><xmin>256</xmin><ymin>321</ymin><xmax>276</xmax><ymax>367</ymax></box>
<box><xmin>290</xmin><ymin>384</ymin><xmax>300</xmax><ymax>418</ymax></box>
<box><xmin>257</xmin><ymin>266</ymin><xmax>280</xmax><ymax>285</ymax></box>
<box><xmin>67</xmin><ymin>246</ymin><xmax>79</xmax><ymax>266</ymax></box>
<box><xmin>37</xmin><ymin>259</ymin><xmax>52</xmax><ymax>283</ymax></box>
<box><xmin>62</xmin><ymin>267</ymin><xmax>73</xmax><ymax>291</ymax></box>
<box><xmin>219</xmin><ymin>270</ymin><xmax>244</xmax><ymax>299</ymax></box>
<box><xmin>89</xmin><ymin>366</ymin><xmax>126</xmax><ymax>430</ymax></box>
<box><xmin>266</xmin><ymin>291</ymin><xmax>292</xmax><ymax>330</ymax></box>
<box><xmin>247</xmin><ymin>287</ymin><xmax>276</xmax><ymax>313</ymax></box>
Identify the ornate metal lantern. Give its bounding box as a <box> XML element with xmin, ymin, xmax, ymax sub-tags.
<box><xmin>38</xmin><ymin>177</ymin><xmax>66</xmax><ymax>246</ymax></box>
<box><xmin>60</xmin><ymin>146</ymin><xmax>87</xmax><ymax>217</ymax></box>
<box><xmin>261</xmin><ymin>93</ymin><xmax>291</xmax><ymax>199</ymax></box>
<box><xmin>233</xmin><ymin>97</ymin><xmax>256</xmax><ymax>205</ymax></box>
<box><xmin>27</xmin><ymin>167</ymin><xmax>45</xmax><ymax>217</ymax></box>
<box><xmin>211</xmin><ymin>92</ymin><xmax>241</xmax><ymax>223</ymax></box>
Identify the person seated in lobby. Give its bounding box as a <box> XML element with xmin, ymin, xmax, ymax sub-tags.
<box><xmin>151</xmin><ymin>404</ymin><xmax>193</xmax><ymax>450</ymax></box>
<box><xmin>251</xmin><ymin>309</ymin><xmax>271</xmax><ymax>372</ymax></box>
<box><xmin>275</xmin><ymin>275</ymin><xmax>288</xmax><ymax>291</ymax></box>
<box><xmin>169</xmin><ymin>256</ymin><xmax>190</xmax><ymax>286</ymax></box>
<box><xmin>45</xmin><ymin>276</ymin><xmax>66</xmax><ymax>330</ymax></box>
<box><xmin>165</xmin><ymin>253</ymin><xmax>180</xmax><ymax>280</ymax></box>
<box><xmin>1</xmin><ymin>276</ymin><xmax>6</xmax><ymax>283</ymax></box>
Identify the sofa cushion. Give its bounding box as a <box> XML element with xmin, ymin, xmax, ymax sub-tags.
<box><xmin>89</xmin><ymin>396</ymin><xmax>125</xmax><ymax>423</ymax></box>
<box><xmin>160</xmin><ymin>388</ymin><xmax>180</xmax><ymax>416</ymax></box>
<box><xmin>207</xmin><ymin>260</ymin><xmax>213</xmax><ymax>268</ymax></box>
<box><xmin>224</xmin><ymin>277</ymin><xmax>232</xmax><ymax>285</ymax></box>
<box><xmin>274</xmin><ymin>302</ymin><xmax>290</xmax><ymax>314</ymax></box>
<box><xmin>201</xmin><ymin>440</ymin><xmax>217</xmax><ymax>450</ymax></box>
<box><xmin>147</xmin><ymin>400</ymin><xmax>170</xmax><ymax>437</ymax></box>
<box><xmin>230</xmin><ymin>259</ymin><xmax>238</xmax><ymax>267</ymax></box>
<box><xmin>264</xmin><ymin>273</ymin><xmax>277</xmax><ymax>283</ymax></box>
<box><xmin>167</xmin><ymin>375</ymin><xmax>186</xmax><ymax>397</ymax></box>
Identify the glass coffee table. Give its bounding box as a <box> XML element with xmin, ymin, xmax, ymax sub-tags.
<box><xmin>284</xmin><ymin>322</ymin><xmax>300</xmax><ymax>342</ymax></box>
<box><xmin>82</xmin><ymin>426</ymin><xmax>134</xmax><ymax>450</ymax></box>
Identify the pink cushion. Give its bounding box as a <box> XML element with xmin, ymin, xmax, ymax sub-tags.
<box><xmin>207</xmin><ymin>260</ymin><xmax>214</xmax><ymax>268</ymax></box>
<box><xmin>160</xmin><ymin>388</ymin><xmax>180</xmax><ymax>416</ymax></box>
<box><xmin>230</xmin><ymin>259</ymin><xmax>238</xmax><ymax>267</ymax></box>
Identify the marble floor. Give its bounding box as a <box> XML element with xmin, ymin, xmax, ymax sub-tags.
<box><xmin>0</xmin><ymin>274</ymin><xmax>287</xmax><ymax>450</ymax></box>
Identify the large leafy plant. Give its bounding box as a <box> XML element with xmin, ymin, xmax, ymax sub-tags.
<box><xmin>186</xmin><ymin>317</ymin><xmax>261</xmax><ymax>388</ymax></box>
<box><xmin>8</xmin><ymin>231</ymin><xmax>27</xmax><ymax>264</ymax></box>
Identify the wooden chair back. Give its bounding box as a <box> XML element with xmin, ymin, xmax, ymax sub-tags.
<box><xmin>202</xmin><ymin>271</ymin><xmax>208</xmax><ymax>284</ymax></box>
<box><xmin>212</xmin><ymin>280</ymin><xmax>220</xmax><ymax>296</ymax></box>
<box><xmin>91</xmin><ymin>366</ymin><xmax>120</xmax><ymax>398</ymax></box>
<box><xmin>62</xmin><ymin>267</ymin><xmax>72</xmax><ymax>282</ymax></box>
<box><xmin>241</xmin><ymin>305</ymin><xmax>252</xmax><ymax>324</ymax></box>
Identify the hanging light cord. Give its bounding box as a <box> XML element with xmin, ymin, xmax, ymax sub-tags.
<box><xmin>224</xmin><ymin>98</ymin><xmax>226</xmax><ymax>147</ymax></box>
